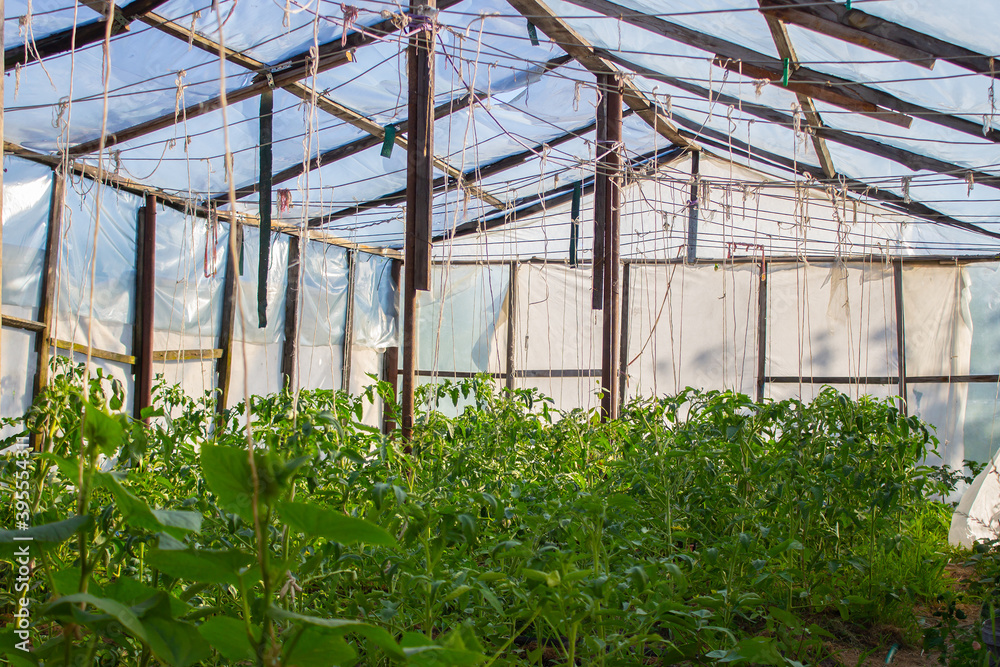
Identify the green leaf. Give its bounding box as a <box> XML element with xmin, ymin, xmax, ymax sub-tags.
<box><xmin>42</xmin><ymin>593</ymin><xmax>148</xmax><ymax>646</ymax></box>
<box><xmin>664</xmin><ymin>562</ymin><xmax>688</xmax><ymax>595</ymax></box>
<box><xmin>0</xmin><ymin>629</ymin><xmax>39</xmax><ymax>667</ymax></box>
<box><xmin>146</xmin><ymin>549</ymin><xmax>255</xmax><ymax>587</ymax></box>
<box><xmin>150</xmin><ymin>510</ymin><xmax>203</xmax><ymax>534</ymax></box>
<box><xmin>284</xmin><ymin>626</ymin><xmax>357</xmax><ymax>667</ymax></box>
<box><xmin>103</xmin><ymin>580</ymin><xmax>188</xmax><ymax>618</ymax></box>
<box><xmin>400</xmin><ymin>630</ymin><xmax>486</xmax><ymax>666</ymax></box>
<box><xmin>0</xmin><ymin>515</ymin><xmax>92</xmax><ymax>556</ymax></box>
<box><xmin>43</xmin><ymin>592</ymin><xmax>206</xmax><ymax>667</ymax></box>
<box><xmin>82</xmin><ymin>400</ymin><xmax>124</xmax><ymax>455</ymax></box>
<box><xmin>276</xmin><ymin>501</ymin><xmax>396</xmax><ymax>547</ymax></box>
<box><xmin>95</xmin><ymin>473</ymin><xmax>201</xmax><ymax>539</ymax></box>
<box><xmin>269</xmin><ymin>605</ymin><xmax>404</xmax><ymax>661</ymax></box>
<box><xmin>200</xmin><ymin>444</ymin><xmax>254</xmax><ymax>521</ymax></box>
<box><xmin>142</xmin><ymin>615</ymin><xmax>213</xmax><ymax>667</ymax></box>
<box><xmin>198</xmin><ymin>616</ymin><xmax>257</xmax><ymax>662</ymax></box>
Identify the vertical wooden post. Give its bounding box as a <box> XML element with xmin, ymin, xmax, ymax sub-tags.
<box><xmin>216</xmin><ymin>220</ymin><xmax>242</xmax><ymax>412</ymax></box>
<box><xmin>599</xmin><ymin>72</ymin><xmax>622</xmax><ymax>422</ymax></box>
<box><xmin>402</xmin><ymin>0</ymin><xmax>436</xmax><ymax>440</ymax></box>
<box><xmin>618</xmin><ymin>261</ymin><xmax>630</xmax><ymax>408</ymax></box>
<box><xmin>33</xmin><ymin>171</ymin><xmax>65</xmax><ymax>400</ymax></box>
<box><xmin>341</xmin><ymin>249</ymin><xmax>357</xmax><ymax>392</ymax></box>
<box><xmin>281</xmin><ymin>233</ymin><xmax>301</xmax><ymax>390</ymax></box>
<box><xmin>257</xmin><ymin>87</ymin><xmax>274</xmax><ymax>328</ymax></box>
<box><xmin>382</xmin><ymin>258</ymin><xmax>401</xmax><ymax>434</ymax></box>
<box><xmin>505</xmin><ymin>261</ymin><xmax>517</xmax><ymax>391</ymax></box>
<box><xmin>756</xmin><ymin>259</ymin><xmax>767</xmax><ymax>402</ymax></box>
<box><xmin>134</xmin><ymin>194</ymin><xmax>156</xmax><ymax>420</ymax></box>
<box><xmin>893</xmin><ymin>258</ymin><xmax>907</xmax><ymax>413</ymax></box>
<box><xmin>687</xmin><ymin>151</ymin><xmax>700</xmax><ymax>262</ymax></box>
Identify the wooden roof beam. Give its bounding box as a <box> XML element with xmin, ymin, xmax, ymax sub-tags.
<box><xmin>506</xmin><ymin>0</ymin><xmax>699</xmax><ymax>152</ymax></box>
<box><xmin>4</xmin><ymin>0</ymin><xmax>172</xmax><ymax>70</ymax></box>
<box><xmin>759</xmin><ymin>0</ymin><xmax>998</xmax><ymax>75</ymax></box>
<box><xmin>711</xmin><ymin>57</ymin><xmax>912</xmax><ymax>129</ymax></box>
<box><xmin>667</xmin><ymin>118</ymin><xmax>1000</xmax><ymax>243</ymax></box>
<box><xmin>139</xmin><ymin>2</ymin><xmax>508</xmax><ymax>210</ymax></box>
<box><xmin>4</xmin><ymin>140</ymin><xmax>399</xmax><ymax>257</ymax></box>
<box><xmin>562</xmin><ymin>0</ymin><xmax>1000</xmax><ymax>143</ymax></box>
<box><xmin>759</xmin><ymin>5</ymin><xmax>836</xmax><ymax>179</ymax></box>
<box><xmin>312</xmin><ymin>111</ymin><xmax>627</xmax><ymax>228</ymax></box>
<box><xmin>597</xmin><ymin>49</ymin><xmax>1000</xmax><ymax>193</ymax></box>
<box><xmin>70</xmin><ymin>1</ymin><xmax>507</xmax><ymax>211</ymax></box>
<box><xmin>211</xmin><ymin>54</ymin><xmax>572</xmax><ymax>205</ymax></box>
<box><xmin>440</xmin><ymin>144</ymin><xmax>684</xmax><ymax>241</ymax></box>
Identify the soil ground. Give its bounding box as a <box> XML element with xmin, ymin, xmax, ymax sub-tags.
<box><xmin>825</xmin><ymin>563</ymin><xmax>983</xmax><ymax>667</ymax></box>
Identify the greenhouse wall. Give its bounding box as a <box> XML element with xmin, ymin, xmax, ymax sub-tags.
<box><xmin>2</xmin><ymin>156</ymin><xmax>1000</xmax><ymax>476</ymax></box>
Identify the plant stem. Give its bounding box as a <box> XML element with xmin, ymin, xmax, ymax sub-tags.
<box><xmin>482</xmin><ymin>610</ymin><xmax>540</xmax><ymax>667</ymax></box>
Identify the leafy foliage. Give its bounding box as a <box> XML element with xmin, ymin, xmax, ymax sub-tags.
<box><xmin>0</xmin><ymin>358</ymin><xmax>983</xmax><ymax>665</ymax></box>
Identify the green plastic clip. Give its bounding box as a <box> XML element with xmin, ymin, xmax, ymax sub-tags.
<box><xmin>380</xmin><ymin>124</ymin><xmax>396</xmax><ymax>159</ymax></box>
<box><xmin>782</xmin><ymin>58</ymin><xmax>790</xmax><ymax>87</ymax></box>
<box><xmin>845</xmin><ymin>0</ymin><xmax>851</xmax><ymax>9</ymax></box>
<box><xmin>527</xmin><ymin>21</ymin><xmax>539</xmax><ymax>47</ymax></box>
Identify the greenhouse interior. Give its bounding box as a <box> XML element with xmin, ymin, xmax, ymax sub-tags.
<box><xmin>2</xmin><ymin>0</ymin><xmax>1000</xmax><ymax>665</ymax></box>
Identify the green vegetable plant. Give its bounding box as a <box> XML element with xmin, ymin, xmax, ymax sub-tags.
<box><xmin>0</xmin><ymin>361</ymin><xmax>973</xmax><ymax>666</ymax></box>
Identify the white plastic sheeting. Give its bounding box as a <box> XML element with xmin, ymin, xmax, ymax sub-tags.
<box><xmin>55</xmin><ymin>179</ymin><xmax>139</xmax><ymax>355</ymax></box>
<box><xmin>4</xmin><ymin>0</ymin><xmax>998</xmax><ymax>252</ymax></box>
<box><xmin>2</xmin><ymin>157</ymin><xmax>51</xmax><ymax>321</ymax></box>
<box><xmin>766</xmin><ymin>262</ymin><xmax>897</xmax><ymax>380</ymax></box>
<box><xmin>414</xmin><ymin>264</ymin><xmax>509</xmax><ymax>374</ymax></box>
<box><xmin>625</xmin><ymin>263</ymin><xmax>758</xmax><ymax>399</ymax></box>
<box><xmin>295</xmin><ymin>239</ymin><xmax>348</xmax><ymax>391</ymax></box>
<box><xmin>152</xmin><ymin>207</ymin><xmax>229</xmax><ymax>400</ymax></box>
<box><xmin>0</xmin><ymin>329</ymin><xmax>36</xmax><ymax>440</ymax></box>
<box><xmin>950</xmin><ymin>450</ymin><xmax>1000</xmax><ymax>547</ymax></box>
<box><xmin>438</xmin><ymin>154</ymin><xmax>930</xmax><ymax>262</ymax></box>
<box><xmin>514</xmin><ymin>263</ymin><xmax>602</xmax><ymax>411</ymax></box>
<box><xmin>353</xmin><ymin>252</ymin><xmax>399</xmax><ymax>350</ymax></box>
<box><xmin>229</xmin><ymin>227</ymin><xmax>288</xmax><ymax>403</ymax></box>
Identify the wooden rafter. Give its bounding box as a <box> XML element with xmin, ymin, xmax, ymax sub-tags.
<box><xmin>759</xmin><ymin>0</ymin><xmax>998</xmax><ymax>75</ymax></box>
<box><xmin>710</xmin><ymin>57</ymin><xmax>911</xmax><ymax>128</ymax></box>
<box><xmin>441</xmin><ymin>145</ymin><xmax>684</xmax><ymax>241</ymax></box>
<box><xmin>759</xmin><ymin>4</ymin><xmax>836</xmax><ymax>179</ymax></box>
<box><xmin>506</xmin><ymin>0</ymin><xmax>699</xmax><ymax>152</ymax></box>
<box><xmin>595</xmin><ymin>50</ymin><xmax>1000</xmax><ymax>192</ymax></box>
<box><xmin>311</xmin><ymin>111</ymin><xmax>621</xmax><ymax>228</ymax></box>
<box><xmin>4</xmin><ymin>0</ymin><xmax>171</xmax><ymax>70</ymax></box>
<box><xmin>669</xmin><ymin>117</ymin><xmax>1000</xmax><ymax>242</ymax></box>
<box><xmin>561</xmin><ymin>0</ymin><xmax>1000</xmax><ymax>143</ymax></box>
<box><xmin>5</xmin><ymin>140</ymin><xmax>398</xmax><ymax>257</ymax></box>
<box><xmin>214</xmin><ymin>54</ymin><xmax>572</xmax><ymax>205</ymax></box>
<box><xmin>70</xmin><ymin>1</ymin><xmax>505</xmax><ymax>212</ymax></box>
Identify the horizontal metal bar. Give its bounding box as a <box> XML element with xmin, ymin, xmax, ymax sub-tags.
<box><xmin>765</xmin><ymin>376</ymin><xmax>899</xmax><ymax>384</ymax></box>
<box><xmin>518</xmin><ymin>369</ymin><xmax>602</xmax><ymax>378</ymax></box>
<box><xmin>766</xmin><ymin>374</ymin><xmax>1000</xmax><ymax>385</ymax></box>
<box><xmin>430</xmin><ymin>255</ymin><xmax>1000</xmax><ymax>268</ymax></box>
<box><xmin>906</xmin><ymin>374</ymin><xmax>1000</xmax><ymax>384</ymax></box>
<box><xmin>411</xmin><ymin>369</ymin><xmax>603</xmax><ymax>379</ymax></box>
